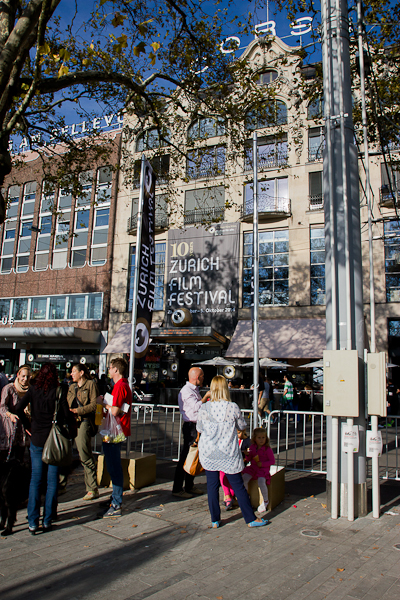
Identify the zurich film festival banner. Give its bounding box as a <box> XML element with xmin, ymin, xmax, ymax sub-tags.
<box><xmin>134</xmin><ymin>160</ymin><xmax>156</xmax><ymax>374</ymax></box>
<box><xmin>166</xmin><ymin>223</ymin><xmax>239</xmax><ymax>336</ymax></box>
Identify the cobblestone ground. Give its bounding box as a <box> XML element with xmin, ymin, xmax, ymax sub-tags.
<box><xmin>1</xmin><ymin>463</ymin><xmax>399</xmax><ymax>600</ymax></box>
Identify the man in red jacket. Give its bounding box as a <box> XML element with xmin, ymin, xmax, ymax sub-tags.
<box><xmin>102</xmin><ymin>357</ymin><xmax>132</xmax><ymax>518</ymax></box>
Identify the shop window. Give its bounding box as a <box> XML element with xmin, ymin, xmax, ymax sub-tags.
<box><xmin>243</xmin><ymin>230</ymin><xmax>289</xmax><ymax>306</ymax></box>
<box><xmin>127</xmin><ymin>243</ymin><xmax>166</xmax><ymax>312</ymax></box>
<box><xmin>13</xmin><ymin>298</ymin><xmax>29</xmax><ymax>321</ymax></box>
<box><xmin>384</xmin><ymin>220</ymin><xmax>400</xmax><ymax>302</ymax></box>
<box><xmin>87</xmin><ymin>293</ymin><xmax>102</xmax><ymax>319</ymax></box>
<box><xmin>31</xmin><ymin>297</ymin><xmax>48</xmax><ymax>320</ymax></box>
<box><xmin>0</xmin><ymin>299</ymin><xmax>11</xmax><ymax>320</ymax></box>
<box><xmin>49</xmin><ymin>296</ymin><xmax>66</xmax><ymax>320</ymax></box>
<box><xmin>310</xmin><ymin>227</ymin><xmax>325</xmax><ymax>305</ymax></box>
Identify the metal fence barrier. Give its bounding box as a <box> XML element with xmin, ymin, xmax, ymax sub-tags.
<box><xmin>92</xmin><ymin>405</ymin><xmax>399</xmax><ymax>482</ymax></box>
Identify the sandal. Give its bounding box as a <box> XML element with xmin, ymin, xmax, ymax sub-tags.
<box><xmin>248</xmin><ymin>518</ymin><xmax>268</xmax><ymax>528</ymax></box>
<box><xmin>224</xmin><ymin>499</ymin><xmax>234</xmax><ymax>511</ymax></box>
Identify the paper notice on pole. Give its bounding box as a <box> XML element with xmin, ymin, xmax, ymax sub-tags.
<box><xmin>366</xmin><ymin>430</ymin><xmax>383</xmax><ymax>457</ymax></box>
<box><xmin>342</xmin><ymin>425</ymin><xmax>359</xmax><ymax>453</ymax></box>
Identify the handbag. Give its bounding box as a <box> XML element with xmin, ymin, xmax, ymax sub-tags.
<box><xmin>183</xmin><ymin>434</ymin><xmax>204</xmax><ymax>476</ymax></box>
<box><xmin>42</xmin><ymin>387</ymin><xmax>73</xmax><ymax>467</ymax></box>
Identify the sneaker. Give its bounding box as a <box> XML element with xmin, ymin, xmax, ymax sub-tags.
<box><xmin>189</xmin><ymin>486</ymin><xmax>204</xmax><ymax>496</ymax></box>
<box><xmin>172</xmin><ymin>490</ymin><xmax>193</xmax><ymax>499</ymax></box>
<box><xmin>83</xmin><ymin>490</ymin><xmax>100</xmax><ymax>501</ymax></box>
<box><xmin>103</xmin><ymin>505</ymin><xmax>121</xmax><ymax>518</ymax></box>
<box><xmin>258</xmin><ymin>502</ymin><xmax>267</xmax><ymax>513</ymax></box>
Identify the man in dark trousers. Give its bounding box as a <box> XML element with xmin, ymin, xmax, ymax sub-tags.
<box><xmin>172</xmin><ymin>367</ymin><xmax>207</xmax><ymax>498</ymax></box>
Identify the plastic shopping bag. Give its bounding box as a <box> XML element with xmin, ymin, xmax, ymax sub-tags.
<box><xmin>100</xmin><ymin>410</ymin><xmax>126</xmax><ymax>444</ymax></box>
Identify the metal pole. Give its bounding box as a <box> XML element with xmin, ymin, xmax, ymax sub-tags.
<box><xmin>128</xmin><ymin>155</ymin><xmax>146</xmax><ymax>456</ymax></box>
<box><xmin>253</xmin><ymin>131</ymin><xmax>259</xmax><ymax>429</ymax></box>
<box><xmin>357</xmin><ymin>0</ymin><xmax>379</xmax><ymax>518</ymax></box>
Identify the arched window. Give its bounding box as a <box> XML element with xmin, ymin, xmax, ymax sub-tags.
<box><xmin>245</xmin><ymin>100</ymin><xmax>287</xmax><ymax>130</ymax></box>
<box><xmin>307</xmin><ymin>98</ymin><xmax>324</xmax><ymax>120</ymax></box>
<box><xmin>187</xmin><ymin>117</ymin><xmax>225</xmax><ymax>142</ymax></box>
<box><xmin>136</xmin><ymin>128</ymin><xmax>170</xmax><ymax>152</ymax></box>
<box><xmin>257</xmin><ymin>70</ymin><xmax>278</xmax><ymax>85</ymax></box>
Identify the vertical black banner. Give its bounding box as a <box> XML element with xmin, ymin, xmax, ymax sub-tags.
<box><xmin>134</xmin><ymin>160</ymin><xmax>156</xmax><ymax>372</ymax></box>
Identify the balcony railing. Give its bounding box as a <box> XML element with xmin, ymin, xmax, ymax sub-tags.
<box><xmin>380</xmin><ymin>188</ymin><xmax>400</xmax><ymax>207</ymax></box>
<box><xmin>241</xmin><ymin>194</ymin><xmax>291</xmax><ymax>219</ymax></box>
<box><xmin>186</xmin><ymin>163</ymin><xmax>225</xmax><ymax>180</ymax></box>
<box><xmin>308</xmin><ymin>147</ymin><xmax>323</xmax><ymax>162</ymax></box>
<box><xmin>127</xmin><ymin>213</ymin><xmax>169</xmax><ymax>233</ymax></box>
<box><xmin>309</xmin><ymin>194</ymin><xmax>323</xmax><ymax>210</ymax></box>
<box><xmin>245</xmin><ymin>151</ymin><xmax>288</xmax><ymax>172</ymax></box>
<box><xmin>183</xmin><ymin>207</ymin><xmax>225</xmax><ymax>225</ymax></box>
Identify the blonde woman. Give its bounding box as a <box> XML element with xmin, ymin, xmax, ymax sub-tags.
<box><xmin>197</xmin><ymin>375</ymin><xmax>267</xmax><ymax>528</ymax></box>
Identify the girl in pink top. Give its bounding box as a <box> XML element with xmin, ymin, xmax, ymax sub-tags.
<box><xmin>242</xmin><ymin>427</ymin><xmax>275</xmax><ymax>513</ymax></box>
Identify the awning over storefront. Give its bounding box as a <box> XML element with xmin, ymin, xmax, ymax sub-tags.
<box><xmin>226</xmin><ymin>319</ymin><xmax>326</xmax><ymax>359</ymax></box>
<box><xmin>104</xmin><ymin>323</ymin><xmax>228</xmax><ymax>353</ymax></box>
<box><xmin>0</xmin><ymin>327</ymin><xmax>101</xmax><ymax>347</ymax></box>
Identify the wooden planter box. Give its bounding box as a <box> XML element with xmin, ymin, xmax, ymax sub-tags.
<box><xmin>97</xmin><ymin>451</ymin><xmax>156</xmax><ymax>490</ymax></box>
<box><xmin>248</xmin><ymin>465</ymin><xmax>285</xmax><ymax>511</ymax></box>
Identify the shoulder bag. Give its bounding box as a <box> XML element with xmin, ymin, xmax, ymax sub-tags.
<box><xmin>183</xmin><ymin>433</ymin><xmax>204</xmax><ymax>476</ymax></box>
<box><xmin>42</xmin><ymin>387</ymin><xmax>73</xmax><ymax>467</ymax></box>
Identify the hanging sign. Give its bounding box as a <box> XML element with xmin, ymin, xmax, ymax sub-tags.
<box><xmin>366</xmin><ymin>430</ymin><xmax>383</xmax><ymax>457</ymax></box>
<box><xmin>342</xmin><ymin>425</ymin><xmax>359</xmax><ymax>453</ymax></box>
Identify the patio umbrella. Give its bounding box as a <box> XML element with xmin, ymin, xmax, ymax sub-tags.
<box><xmin>297</xmin><ymin>359</ymin><xmax>323</xmax><ymax>368</ymax></box>
<box><xmin>242</xmin><ymin>358</ymin><xmax>293</xmax><ymax>369</ymax></box>
<box><xmin>192</xmin><ymin>357</ymin><xmax>243</xmax><ymax>367</ymax></box>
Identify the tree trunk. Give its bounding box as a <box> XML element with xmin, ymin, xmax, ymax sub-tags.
<box><xmin>0</xmin><ymin>143</ymin><xmax>12</xmax><ymax>223</ymax></box>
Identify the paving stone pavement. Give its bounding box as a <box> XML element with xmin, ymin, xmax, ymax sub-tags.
<box><xmin>1</xmin><ymin>463</ymin><xmax>399</xmax><ymax>600</ymax></box>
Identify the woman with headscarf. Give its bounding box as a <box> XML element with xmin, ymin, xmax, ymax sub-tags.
<box><xmin>12</xmin><ymin>363</ymin><xmax>69</xmax><ymax>534</ymax></box>
<box><xmin>0</xmin><ymin>364</ymin><xmax>31</xmax><ymax>462</ymax></box>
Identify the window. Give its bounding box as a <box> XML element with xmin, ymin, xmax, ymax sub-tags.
<box><xmin>307</xmin><ymin>97</ymin><xmax>324</xmax><ymax>120</ymax></box>
<box><xmin>130</xmin><ymin>194</ymin><xmax>169</xmax><ymax>230</ymax></box>
<box><xmin>127</xmin><ymin>243</ymin><xmax>166</xmax><ymax>312</ymax></box>
<box><xmin>1</xmin><ymin>220</ymin><xmax>17</xmax><ymax>272</ymax></box>
<box><xmin>184</xmin><ymin>186</ymin><xmax>225</xmax><ymax>224</ymax></box>
<box><xmin>49</xmin><ymin>296</ymin><xmax>66</xmax><ymax>320</ymax></box>
<box><xmin>309</xmin><ymin>172</ymin><xmax>323</xmax><ymax>210</ymax></box>
<box><xmin>21</xmin><ymin>182</ymin><xmax>36</xmax><ymax>216</ymax></box>
<box><xmin>256</xmin><ymin>70</ymin><xmax>278</xmax><ymax>85</ymax></box>
<box><xmin>384</xmin><ymin>220</ymin><xmax>400</xmax><ymax>302</ymax></box>
<box><xmin>16</xmin><ymin>219</ymin><xmax>32</xmax><ymax>272</ymax></box>
<box><xmin>57</xmin><ymin>186</ymin><xmax>73</xmax><ymax>210</ymax></box>
<box><xmin>244</xmin><ymin>178</ymin><xmax>289</xmax><ymax>215</ymax></box>
<box><xmin>35</xmin><ymin>182</ymin><xmax>54</xmax><ymax>270</ymax></box>
<box><xmin>91</xmin><ymin>207</ymin><xmax>109</xmax><ymax>265</ymax></box>
<box><xmin>6</xmin><ymin>185</ymin><xmax>20</xmax><ymax>219</ymax></box>
<box><xmin>245</xmin><ymin>101</ymin><xmax>287</xmax><ymax>130</ymax></box>
<box><xmin>245</xmin><ymin>135</ymin><xmax>288</xmax><ymax>171</ymax></box>
<box><xmin>187</xmin><ymin>146</ymin><xmax>225</xmax><ymax>179</ymax></box>
<box><xmin>310</xmin><ymin>228</ymin><xmax>325</xmax><ymax>305</ymax></box>
<box><xmin>187</xmin><ymin>117</ymin><xmax>225</xmax><ymax>141</ymax></box>
<box><xmin>381</xmin><ymin>163</ymin><xmax>400</xmax><ymax>205</ymax></box>
<box><xmin>52</xmin><ymin>211</ymin><xmax>70</xmax><ymax>269</ymax></box>
<box><xmin>308</xmin><ymin>128</ymin><xmax>324</xmax><ymax>161</ymax></box>
<box><xmin>40</xmin><ymin>183</ymin><xmax>55</xmax><ymax>213</ymax></box>
<box><xmin>4</xmin><ymin>293</ymin><xmax>102</xmax><ymax>322</ymax></box>
<box><xmin>0</xmin><ymin>299</ymin><xmax>10</xmax><ymax>320</ymax></box>
<box><xmin>68</xmin><ymin>295</ymin><xmax>86</xmax><ymax>319</ymax></box>
<box><xmin>96</xmin><ymin>166</ymin><xmax>112</xmax><ymax>204</ymax></box>
<box><xmin>71</xmin><ymin>209</ymin><xmax>89</xmax><ymax>267</ymax></box>
<box><xmin>243</xmin><ymin>230</ymin><xmax>289</xmax><ymax>306</ymax></box>
<box><xmin>136</xmin><ymin>128</ymin><xmax>170</xmax><ymax>152</ymax></box>
<box><xmin>76</xmin><ymin>171</ymin><xmax>93</xmax><ymax>207</ymax></box>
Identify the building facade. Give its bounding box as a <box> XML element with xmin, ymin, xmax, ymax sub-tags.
<box><xmin>0</xmin><ymin>129</ymin><xmax>122</xmax><ymax>377</ymax></box>
<box><xmin>107</xmin><ymin>36</ymin><xmax>400</xmax><ymax>390</ymax></box>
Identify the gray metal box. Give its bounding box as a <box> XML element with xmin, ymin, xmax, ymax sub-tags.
<box><xmin>367</xmin><ymin>352</ymin><xmax>386</xmax><ymax>417</ymax></box>
<box><xmin>323</xmin><ymin>350</ymin><xmax>359</xmax><ymax>417</ymax></box>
